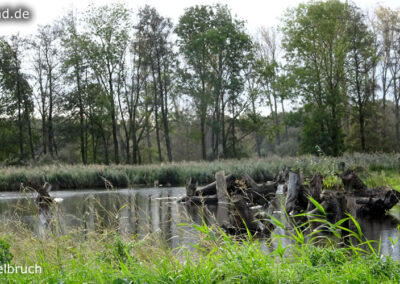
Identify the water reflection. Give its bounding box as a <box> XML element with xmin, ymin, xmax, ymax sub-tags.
<box><xmin>0</xmin><ymin>188</ymin><xmax>398</xmax><ymax>259</ymax></box>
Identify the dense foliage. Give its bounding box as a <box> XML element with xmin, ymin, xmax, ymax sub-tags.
<box><xmin>1</xmin><ymin>1</ymin><xmax>400</xmax><ymax>165</ymax></box>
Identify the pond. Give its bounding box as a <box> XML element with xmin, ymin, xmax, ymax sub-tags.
<box><xmin>0</xmin><ymin>187</ymin><xmax>399</xmax><ymax>260</ymax></box>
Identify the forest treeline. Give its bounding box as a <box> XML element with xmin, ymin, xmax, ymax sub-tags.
<box><xmin>0</xmin><ymin>0</ymin><xmax>400</xmax><ymax>165</ymax></box>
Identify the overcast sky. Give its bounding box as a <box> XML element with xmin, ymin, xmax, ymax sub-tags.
<box><xmin>1</xmin><ymin>0</ymin><xmax>399</xmax><ymax>37</ymax></box>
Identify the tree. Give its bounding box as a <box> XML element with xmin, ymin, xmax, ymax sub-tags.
<box><xmin>85</xmin><ymin>82</ymin><xmax>112</xmax><ymax>164</ymax></box>
<box><xmin>60</xmin><ymin>11</ymin><xmax>88</xmax><ymax>164</ymax></box>
<box><xmin>243</xmin><ymin>47</ymin><xmax>264</xmax><ymax>157</ymax></box>
<box><xmin>83</xmin><ymin>3</ymin><xmax>131</xmax><ymax>164</ymax></box>
<box><xmin>282</xmin><ymin>0</ymin><xmax>350</xmax><ymax>156</ymax></box>
<box><xmin>375</xmin><ymin>6</ymin><xmax>399</xmax><ymax>150</ymax></box>
<box><xmin>177</xmin><ymin>4</ymin><xmax>252</xmax><ymax>159</ymax></box>
<box><xmin>138</xmin><ymin>6</ymin><xmax>174</xmax><ymax>163</ymax></box>
<box><xmin>347</xmin><ymin>5</ymin><xmax>378</xmax><ymax>152</ymax></box>
<box><xmin>176</xmin><ymin>5</ymin><xmax>214</xmax><ymax>160</ymax></box>
<box><xmin>0</xmin><ymin>36</ymin><xmax>35</xmax><ymax>161</ymax></box>
<box><xmin>257</xmin><ymin>27</ymin><xmax>282</xmax><ymax>146</ymax></box>
<box><xmin>31</xmin><ymin>24</ymin><xmax>61</xmax><ymax>158</ymax></box>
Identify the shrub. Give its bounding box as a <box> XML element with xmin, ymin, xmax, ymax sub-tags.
<box><xmin>0</xmin><ymin>238</ymin><xmax>13</xmax><ymax>265</ymax></box>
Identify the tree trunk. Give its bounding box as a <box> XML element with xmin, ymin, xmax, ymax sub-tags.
<box><xmin>285</xmin><ymin>171</ymin><xmax>299</xmax><ymax>214</ymax></box>
<box><xmin>24</xmin><ymin>98</ymin><xmax>35</xmax><ymax>160</ymax></box>
<box><xmin>273</xmin><ymin>94</ymin><xmax>280</xmax><ymax>145</ymax></box>
<box><xmin>16</xmin><ymin>80</ymin><xmax>24</xmax><ymax>160</ymax></box>
<box><xmin>395</xmin><ymin>78</ymin><xmax>400</xmax><ymax>152</ymax></box>
<box><xmin>156</xmin><ymin>52</ymin><xmax>172</xmax><ymax>162</ymax></box>
<box><xmin>221</xmin><ymin>94</ymin><xmax>226</xmax><ymax>158</ymax></box>
<box><xmin>216</xmin><ymin>170</ymin><xmax>229</xmax><ymax>204</ymax></box>
<box><xmin>76</xmin><ymin>61</ymin><xmax>87</xmax><ymax>164</ymax></box>
<box><xmin>281</xmin><ymin>99</ymin><xmax>288</xmax><ymax>141</ymax></box>
<box><xmin>89</xmin><ymin>105</ymin><xmax>96</xmax><ymax>163</ymax></box>
<box><xmin>100</xmin><ymin>126</ymin><xmax>109</xmax><ymax>165</ymax></box>
<box><xmin>151</xmin><ymin>63</ymin><xmax>163</xmax><ymax>163</ymax></box>
<box><xmin>41</xmin><ymin>109</ymin><xmax>47</xmax><ymax>155</ymax></box>
<box><xmin>117</xmin><ymin>73</ymin><xmax>130</xmax><ymax>164</ymax></box>
<box><xmin>231</xmin><ymin>101</ymin><xmax>237</xmax><ymax>158</ymax></box>
<box><xmin>200</xmin><ymin>115</ymin><xmax>206</xmax><ymax>160</ymax></box>
<box><xmin>145</xmin><ymin>121</ymin><xmax>152</xmax><ymax>164</ymax></box>
<box><xmin>108</xmin><ymin>71</ymin><xmax>120</xmax><ymax>164</ymax></box>
<box><xmin>251</xmin><ymin>100</ymin><xmax>262</xmax><ymax>157</ymax></box>
<box><xmin>359</xmin><ymin>107</ymin><xmax>366</xmax><ymax>152</ymax></box>
<box><xmin>200</xmin><ymin>76</ymin><xmax>207</xmax><ymax>160</ymax></box>
<box><xmin>48</xmin><ymin>66</ymin><xmax>54</xmax><ymax>158</ymax></box>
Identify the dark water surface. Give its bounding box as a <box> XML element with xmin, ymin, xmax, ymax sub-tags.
<box><xmin>0</xmin><ymin>188</ymin><xmax>399</xmax><ymax>260</ymax></box>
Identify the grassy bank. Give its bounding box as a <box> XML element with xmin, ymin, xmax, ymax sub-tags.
<box><xmin>1</xmin><ymin>153</ymin><xmax>400</xmax><ymax>191</ymax></box>
<box><xmin>1</xmin><ymin>218</ymin><xmax>399</xmax><ymax>283</ymax></box>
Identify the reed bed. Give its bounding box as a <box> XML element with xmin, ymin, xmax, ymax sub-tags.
<box><xmin>1</xmin><ymin>153</ymin><xmax>400</xmax><ymax>191</ymax></box>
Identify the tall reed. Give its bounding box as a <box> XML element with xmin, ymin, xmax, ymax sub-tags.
<box><xmin>1</xmin><ymin>153</ymin><xmax>399</xmax><ymax>191</ymax></box>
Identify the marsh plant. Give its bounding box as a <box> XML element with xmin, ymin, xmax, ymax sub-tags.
<box><xmin>1</xmin><ymin>153</ymin><xmax>400</xmax><ymax>191</ymax></box>
<box><xmin>0</xmin><ymin>194</ymin><xmax>399</xmax><ymax>283</ymax></box>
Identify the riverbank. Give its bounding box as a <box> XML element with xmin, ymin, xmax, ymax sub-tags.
<box><xmin>1</xmin><ymin>220</ymin><xmax>399</xmax><ymax>283</ymax></box>
<box><xmin>0</xmin><ymin>153</ymin><xmax>400</xmax><ymax>191</ymax></box>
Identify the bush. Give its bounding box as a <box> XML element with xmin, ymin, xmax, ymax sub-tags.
<box><xmin>0</xmin><ymin>238</ymin><xmax>13</xmax><ymax>265</ymax></box>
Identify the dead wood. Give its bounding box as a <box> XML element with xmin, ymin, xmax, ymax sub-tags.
<box><xmin>35</xmin><ymin>182</ymin><xmax>54</xmax><ymax>211</ymax></box>
<box><xmin>186</xmin><ymin>177</ymin><xmax>197</xmax><ymax>197</ymax></box>
<box><xmin>216</xmin><ymin>171</ymin><xmax>229</xmax><ymax>204</ymax></box>
<box><xmin>307</xmin><ymin>173</ymin><xmax>323</xmax><ymax>211</ymax></box>
<box><xmin>195</xmin><ymin>174</ymin><xmax>236</xmax><ymax>196</ymax></box>
<box><xmin>340</xmin><ymin>169</ymin><xmax>367</xmax><ymax>194</ymax></box>
<box><xmin>285</xmin><ymin>171</ymin><xmax>309</xmax><ymax>215</ymax></box>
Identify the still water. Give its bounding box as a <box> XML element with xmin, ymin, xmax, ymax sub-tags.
<box><xmin>0</xmin><ymin>187</ymin><xmax>399</xmax><ymax>259</ymax></box>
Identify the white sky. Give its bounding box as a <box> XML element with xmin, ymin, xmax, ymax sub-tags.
<box><xmin>1</xmin><ymin>0</ymin><xmax>399</xmax><ymax>37</ymax></box>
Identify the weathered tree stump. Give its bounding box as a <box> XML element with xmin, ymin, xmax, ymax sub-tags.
<box><xmin>186</xmin><ymin>177</ymin><xmax>197</xmax><ymax>198</ymax></box>
<box><xmin>285</xmin><ymin>171</ymin><xmax>308</xmax><ymax>215</ymax></box>
<box><xmin>276</xmin><ymin>166</ymin><xmax>291</xmax><ymax>183</ymax></box>
<box><xmin>307</xmin><ymin>173</ymin><xmax>323</xmax><ymax>211</ymax></box>
<box><xmin>356</xmin><ymin>187</ymin><xmax>400</xmax><ymax>217</ymax></box>
<box><xmin>216</xmin><ymin>170</ymin><xmax>229</xmax><ymax>204</ymax></box>
<box><xmin>339</xmin><ymin>170</ymin><xmax>400</xmax><ymax>217</ymax></box>
<box><xmin>340</xmin><ymin>169</ymin><xmax>367</xmax><ymax>194</ymax></box>
<box><xmin>178</xmin><ymin>166</ymin><xmax>400</xmax><ymax>237</ymax></box>
<box><xmin>285</xmin><ymin>171</ymin><xmax>299</xmax><ymax>214</ymax></box>
<box><xmin>217</xmin><ymin>203</ymin><xmax>233</xmax><ymax>231</ymax></box>
<box><xmin>195</xmin><ymin>174</ymin><xmax>236</xmax><ymax>196</ymax></box>
<box><xmin>35</xmin><ymin>182</ymin><xmax>54</xmax><ymax>212</ymax></box>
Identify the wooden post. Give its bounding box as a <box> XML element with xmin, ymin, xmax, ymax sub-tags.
<box><xmin>216</xmin><ymin>203</ymin><xmax>231</xmax><ymax>229</ymax></box>
<box><xmin>185</xmin><ymin>177</ymin><xmax>197</xmax><ymax>198</ymax></box>
<box><xmin>307</xmin><ymin>173</ymin><xmax>323</xmax><ymax>211</ymax></box>
<box><xmin>285</xmin><ymin>171</ymin><xmax>299</xmax><ymax>214</ymax></box>
<box><xmin>216</xmin><ymin>170</ymin><xmax>229</xmax><ymax>204</ymax></box>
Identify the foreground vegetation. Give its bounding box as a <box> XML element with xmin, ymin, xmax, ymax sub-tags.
<box><xmin>1</xmin><ymin>215</ymin><xmax>399</xmax><ymax>283</ymax></box>
<box><xmin>0</xmin><ymin>153</ymin><xmax>400</xmax><ymax>191</ymax></box>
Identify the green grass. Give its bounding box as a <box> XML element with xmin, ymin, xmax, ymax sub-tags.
<box><xmin>0</xmin><ymin>153</ymin><xmax>400</xmax><ymax>191</ymax></box>
<box><xmin>1</xmin><ymin>184</ymin><xmax>400</xmax><ymax>283</ymax></box>
<box><xmin>1</xmin><ymin>218</ymin><xmax>399</xmax><ymax>283</ymax></box>
<box><xmin>360</xmin><ymin>170</ymin><xmax>400</xmax><ymax>191</ymax></box>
